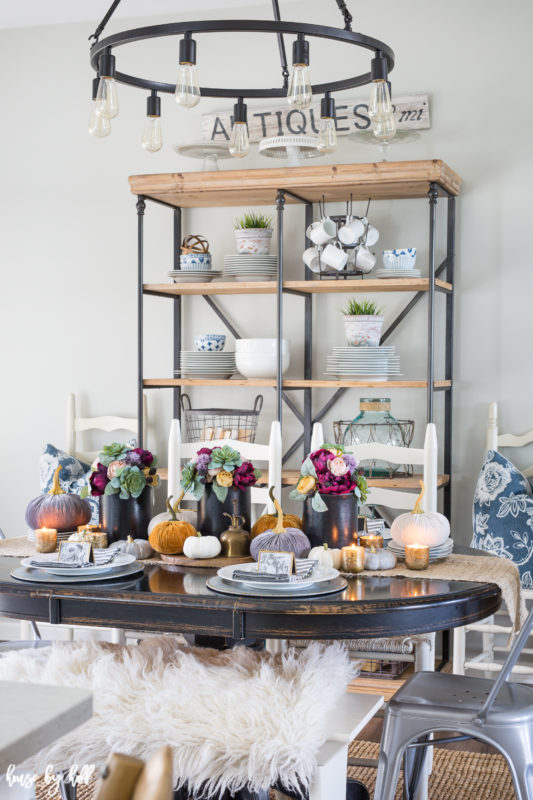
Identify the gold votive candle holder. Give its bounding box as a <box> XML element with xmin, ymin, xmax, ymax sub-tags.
<box><xmin>341</xmin><ymin>543</ymin><xmax>365</xmax><ymax>574</ymax></box>
<box><xmin>405</xmin><ymin>544</ymin><xmax>430</xmax><ymax>570</ymax></box>
<box><xmin>360</xmin><ymin>533</ymin><xmax>384</xmax><ymax>549</ymax></box>
<box><xmin>77</xmin><ymin>524</ymin><xmax>100</xmax><ymax>533</ymax></box>
<box><xmin>35</xmin><ymin>528</ymin><xmax>57</xmax><ymax>554</ymax></box>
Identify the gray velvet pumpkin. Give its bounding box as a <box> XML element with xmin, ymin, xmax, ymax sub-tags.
<box><xmin>25</xmin><ymin>466</ymin><xmax>92</xmax><ymax>532</ymax></box>
<box><xmin>250</xmin><ymin>488</ymin><xmax>311</xmax><ymax>561</ymax></box>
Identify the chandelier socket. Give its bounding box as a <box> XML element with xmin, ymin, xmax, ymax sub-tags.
<box><xmin>98</xmin><ymin>50</ymin><xmax>116</xmax><ymax>79</ymax></box>
<box><xmin>321</xmin><ymin>91</ymin><xmax>335</xmax><ymax>119</ymax></box>
<box><xmin>147</xmin><ymin>90</ymin><xmax>161</xmax><ymax>118</ymax></box>
<box><xmin>233</xmin><ymin>97</ymin><xmax>247</xmax><ymax>124</ymax></box>
<box><xmin>371</xmin><ymin>51</ymin><xmax>388</xmax><ymax>82</ymax></box>
<box><xmin>292</xmin><ymin>32</ymin><xmax>309</xmax><ymax>66</ymax></box>
<box><xmin>179</xmin><ymin>32</ymin><xmax>197</xmax><ymax>65</ymax></box>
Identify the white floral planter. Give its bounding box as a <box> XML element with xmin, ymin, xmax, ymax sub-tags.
<box><xmin>234</xmin><ymin>228</ymin><xmax>273</xmax><ymax>255</ymax></box>
<box><xmin>343</xmin><ymin>315</ymin><xmax>384</xmax><ymax>347</ymax></box>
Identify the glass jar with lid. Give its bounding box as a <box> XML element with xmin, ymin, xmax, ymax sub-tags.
<box><xmin>342</xmin><ymin>398</ymin><xmax>406</xmax><ymax>477</ymax></box>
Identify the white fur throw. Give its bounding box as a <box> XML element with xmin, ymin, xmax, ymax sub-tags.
<box><xmin>0</xmin><ymin>637</ymin><xmax>356</xmax><ymax>796</ymax></box>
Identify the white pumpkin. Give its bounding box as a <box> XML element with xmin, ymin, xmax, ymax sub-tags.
<box><xmin>364</xmin><ymin>547</ymin><xmax>397</xmax><ymax>570</ymax></box>
<box><xmin>183</xmin><ymin>532</ymin><xmax>221</xmax><ymax>559</ymax></box>
<box><xmin>122</xmin><ymin>535</ymin><xmax>154</xmax><ymax>559</ymax></box>
<box><xmin>148</xmin><ymin>492</ymin><xmax>197</xmax><ymax>534</ymax></box>
<box><xmin>391</xmin><ymin>482</ymin><xmax>450</xmax><ymax>547</ymax></box>
<box><xmin>308</xmin><ymin>543</ymin><xmax>342</xmax><ymax>569</ymax></box>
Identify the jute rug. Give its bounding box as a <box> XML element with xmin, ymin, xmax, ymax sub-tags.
<box><xmin>34</xmin><ymin>742</ymin><xmax>515</xmax><ymax>800</ymax></box>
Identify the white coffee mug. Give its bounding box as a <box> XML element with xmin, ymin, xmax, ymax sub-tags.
<box><xmin>338</xmin><ymin>216</ymin><xmax>365</xmax><ymax>245</ymax></box>
<box><xmin>354</xmin><ymin>245</ymin><xmax>376</xmax><ymax>271</ymax></box>
<box><xmin>365</xmin><ymin>225</ymin><xmax>380</xmax><ymax>246</ymax></box>
<box><xmin>321</xmin><ymin>242</ymin><xmax>348</xmax><ymax>271</ymax></box>
<box><xmin>306</xmin><ymin>217</ymin><xmax>336</xmax><ymax>246</ymax></box>
<box><xmin>302</xmin><ymin>246</ymin><xmax>321</xmax><ymax>272</ymax></box>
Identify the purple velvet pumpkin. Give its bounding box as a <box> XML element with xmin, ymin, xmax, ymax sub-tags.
<box><xmin>25</xmin><ymin>466</ymin><xmax>92</xmax><ymax>532</ymax></box>
<box><xmin>250</xmin><ymin>487</ymin><xmax>311</xmax><ymax>561</ymax></box>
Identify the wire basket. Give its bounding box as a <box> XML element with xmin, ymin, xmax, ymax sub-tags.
<box><xmin>180</xmin><ymin>394</ymin><xmax>263</xmax><ymax>443</ymax></box>
<box><xmin>359</xmin><ymin>659</ymin><xmax>410</xmax><ymax>679</ymax></box>
<box><xmin>333</xmin><ymin>419</ymin><xmax>415</xmax><ymax>477</ymax></box>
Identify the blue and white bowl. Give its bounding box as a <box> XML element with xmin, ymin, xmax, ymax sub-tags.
<box><xmin>382</xmin><ymin>248</ymin><xmax>417</xmax><ymax>269</ymax></box>
<box><xmin>180</xmin><ymin>253</ymin><xmax>212</xmax><ymax>271</ymax></box>
<box><xmin>194</xmin><ymin>334</ymin><xmax>226</xmax><ymax>352</ymax></box>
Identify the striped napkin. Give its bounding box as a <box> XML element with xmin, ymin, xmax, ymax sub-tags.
<box><xmin>232</xmin><ymin>558</ymin><xmax>318</xmax><ymax>584</ymax></box>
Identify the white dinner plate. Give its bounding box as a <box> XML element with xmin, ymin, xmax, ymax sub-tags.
<box><xmin>21</xmin><ymin>553</ymin><xmax>137</xmax><ymax>577</ymax></box>
<box><xmin>217</xmin><ymin>562</ymin><xmax>339</xmax><ymax>590</ymax></box>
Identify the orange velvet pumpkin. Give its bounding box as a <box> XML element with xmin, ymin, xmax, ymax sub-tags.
<box><xmin>148</xmin><ymin>505</ymin><xmax>196</xmax><ymax>555</ymax></box>
<box><xmin>251</xmin><ymin>488</ymin><xmax>303</xmax><ymax>539</ymax></box>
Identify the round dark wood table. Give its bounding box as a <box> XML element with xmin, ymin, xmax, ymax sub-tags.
<box><xmin>0</xmin><ymin>557</ymin><xmax>501</xmax><ymax>641</ymax></box>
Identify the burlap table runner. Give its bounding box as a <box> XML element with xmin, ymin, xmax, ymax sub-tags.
<box><xmin>0</xmin><ymin>538</ymin><xmax>523</xmax><ymax>635</ymax></box>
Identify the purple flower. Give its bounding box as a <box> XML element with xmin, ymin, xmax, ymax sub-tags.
<box><xmin>124</xmin><ymin>448</ymin><xmax>154</xmax><ymax>468</ymax></box>
<box><xmin>196</xmin><ymin>453</ymin><xmax>211</xmax><ymax>473</ymax></box>
<box><xmin>233</xmin><ymin>461</ymin><xmax>258</xmax><ymax>490</ymax></box>
<box><xmin>90</xmin><ymin>462</ymin><xmax>110</xmax><ymax>496</ymax></box>
<box><xmin>343</xmin><ymin>453</ymin><xmax>358</xmax><ymax>472</ymax></box>
<box><xmin>196</xmin><ymin>447</ymin><xmax>213</xmax><ymax>458</ymax></box>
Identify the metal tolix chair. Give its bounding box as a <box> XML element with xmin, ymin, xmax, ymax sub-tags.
<box><xmin>374</xmin><ymin>605</ymin><xmax>533</xmax><ymax>800</ymax></box>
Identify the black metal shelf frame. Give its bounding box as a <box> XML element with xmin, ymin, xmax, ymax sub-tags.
<box><xmin>136</xmin><ymin>180</ymin><xmax>455</xmax><ymax>517</ymax></box>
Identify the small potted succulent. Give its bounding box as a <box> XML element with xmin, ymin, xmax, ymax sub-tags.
<box><xmin>342</xmin><ymin>298</ymin><xmax>384</xmax><ymax>347</ymax></box>
<box><xmin>289</xmin><ymin>443</ymin><xmax>368</xmax><ymax>548</ymax></box>
<box><xmin>234</xmin><ymin>211</ymin><xmax>273</xmax><ymax>255</ymax></box>
<box><xmin>82</xmin><ymin>443</ymin><xmax>159</xmax><ymax>543</ymax></box>
<box><xmin>181</xmin><ymin>445</ymin><xmax>262</xmax><ymax>537</ymax></box>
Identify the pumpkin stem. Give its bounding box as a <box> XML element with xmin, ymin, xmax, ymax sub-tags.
<box><xmin>172</xmin><ymin>490</ymin><xmax>186</xmax><ymax>512</ymax></box>
<box><xmin>48</xmin><ymin>466</ymin><xmax>65</xmax><ymax>495</ymax></box>
<box><xmin>167</xmin><ymin>504</ymin><xmax>178</xmax><ymax>522</ymax></box>
<box><xmin>166</xmin><ymin>496</ymin><xmax>174</xmax><ymax>514</ymax></box>
<box><xmin>412</xmin><ymin>481</ymin><xmax>426</xmax><ymax>515</ymax></box>
<box><xmin>269</xmin><ymin>486</ymin><xmax>286</xmax><ymax>534</ymax></box>
<box><xmin>127</xmin><ymin>535</ymin><xmax>134</xmax><ymax>543</ymax></box>
<box><xmin>323</xmin><ymin>543</ymin><xmax>328</xmax><ymax>550</ymax></box>
<box><xmin>196</xmin><ymin>531</ymin><xmax>202</xmax><ymax>537</ymax></box>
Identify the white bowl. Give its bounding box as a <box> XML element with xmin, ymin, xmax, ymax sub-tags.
<box><xmin>236</xmin><ymin>338</ymin><xmax>289</xmax><ymax>354</ymax></box>
<box><xmin>236</xmin><ymin>347</ymin><xmax>290</xmax><ymax>379</ymax></box>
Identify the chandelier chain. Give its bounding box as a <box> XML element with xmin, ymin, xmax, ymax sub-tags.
<box><xmin>89</xmin><ymin>0</ymin><xmax>123</xmax><ymax>42</ymax></box>
<box><xmin>271</xmin><ymin>0</ymin><xmax>290</xmax><ymax>88</ymax></box>
<box><xmin>335</xmin><ymin>0</ymin><xmax>353</xmax><ymax>31</ymax></box>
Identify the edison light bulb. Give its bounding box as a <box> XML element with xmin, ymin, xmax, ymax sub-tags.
<box><xmin>229</xmin><ymin>122</ymin><xmax>249</xmax><ymax>158</ymax></box>
<box><xmin>288</xmin><ymin>65</ymin><xmax>312</xmax><ymax>109</ymax></box>
<box><xmin>95</xmin><ymin>76</ymin><xmax>119</xmax><ymax>119</ymax></box>
<box><xmin>368</xmin><ymin>80</ymin><xmax>396</xmax><ymax>140</ymax></box>
<box><xmin>142</xmin><ymin>117</ymin><xmax>162</xmax><ymax>153</ymax></box>
<box><xmin>318</xmin><ymin>117</ymin><xmax>337</xmax><ymax>153</ymax></box>
<box><xmin>175</xmin><ymin>63</ymin><xmax>200</xmax><ymax>107</ymax></box>
<box><xmin>89</xmin><ymin>101</ymin><xmax>111</xmax><ymax>137</ymax></box>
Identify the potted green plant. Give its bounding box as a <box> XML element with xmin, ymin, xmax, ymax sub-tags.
<box><xmin>234</xmin><ymin>211</ymin><xmax>273</xmax><ymax>255</ymax></box>
<box><xmin>341</xmin><ymin>298</ymin><xmax>384</xmax><ymax>347</ymax></box>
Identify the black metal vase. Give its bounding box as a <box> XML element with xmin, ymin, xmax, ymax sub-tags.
<box><xmin>303</xmin><ymin>493</ymin><xmax>359</xmax><ymax>549</ymax></box>
<box><xmin>197</xmin><ymin>484</ymin><xmax>251</xmax><ymax>539</ymax></box>
<box><xmin>99</xmin><ymin>488</ymin><xmax>153</xmax><ymax>544</ymax></box>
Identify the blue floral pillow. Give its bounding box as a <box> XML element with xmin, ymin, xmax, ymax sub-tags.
<box><xmin>39</xmin><ymin>444</ymin><xmax>99</xmax><ymax>525</ymax></box>
<box><xmin>472</xmin><ymin>449</ymin><xmax>533</xmax><ymax>588</ymax></box>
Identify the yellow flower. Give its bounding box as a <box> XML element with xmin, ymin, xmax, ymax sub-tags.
<box><xmin>216</xmin><ymin>470</ymin><xmax>234</xmax><ymax>487</ymax></box>
<box><xmin>297</xmin><ymin>475</ymin><xmax>316</xmax><ymax>494</ymax></box>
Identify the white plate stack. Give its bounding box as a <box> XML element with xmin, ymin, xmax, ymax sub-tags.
<box><xmin>325</xmin><ymin>346</ymin><xmax>402</xmax><ymax>381</ymax></box>
<box><xmin>223</xmin><ymin>254</ymin><xmax>278</xmax><ymax>281</ymax></box>
<box><xmin>387</xmin><ymin>539</ymin><xmax>454</xmax><ymax>562</ymax></box>
<box><xmin>176</xmin><ymin>350</ymin><xmax>236</xmax><ymax>379</ymax></box>
<box><xmin>167</xmin><ymin>269</ymin><xmax>223</xmax><ymax>283</ymax></box>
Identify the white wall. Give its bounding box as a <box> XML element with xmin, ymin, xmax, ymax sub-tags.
<box><xmin>1</xmin><ymin>0</ymin><xmax>532</xmax><ymax>543</ymax></box>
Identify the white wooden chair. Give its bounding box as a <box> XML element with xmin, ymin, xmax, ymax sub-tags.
<box><xmin>453</xmin><ymin>402</ymin><xmax>533</xmax><ymax>676</ymax></box>
<box><xmin>66</xmin><ymin>393</ymin><xmax>148</xmax><ymax>461</ymax></box>
<box><xmin>167</xmin><ymin>418</ymin><xmax>282</xmax><ymax>519</ymax></box>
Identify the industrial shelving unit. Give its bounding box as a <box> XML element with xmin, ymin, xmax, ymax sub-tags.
<box><xmin>130</xmin><ymin>159</ymin><xmax>461</xmax><ymax>516</ymax></box>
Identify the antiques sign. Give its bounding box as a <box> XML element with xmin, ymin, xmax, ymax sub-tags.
<box><xmin>202</xmin><ymin>93</ymin><xmax>429</xmax><ymax>143</ymax></box>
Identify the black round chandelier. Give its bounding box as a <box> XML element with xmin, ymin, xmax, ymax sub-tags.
<box><xmin>88</xmin><ymin>0</ymin><xmax>396</xmax><ymax>156</ymax></box>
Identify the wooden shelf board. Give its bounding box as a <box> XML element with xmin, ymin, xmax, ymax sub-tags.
<box><xmin>144</xmin><ymin>379</ymin><xmax>451</xmax><ymax>389</ymax></box>
<box><xmin>143</xmin><ymin>278</ymin><xmax>452</xmax><ymax>296</ymax></box>
<box><xmin>157</xmin><ymin>466</ymin><xmax>449</xmax><ymax>489</ymax></box>
<box><xmin>129</xmin><ymin>160</ymin><xmax>462</xmax><ymax>209</ymax></box>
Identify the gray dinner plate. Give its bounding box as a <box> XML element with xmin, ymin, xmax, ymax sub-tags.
<box><xmin>206</xmin><ymin>575</ymin><xmax>347</xmax><ymax>598</ymax></box>
<box><xmin>11</xmin><ymin>562</ymin><xmax>144</xmax><ymax>584</ymax></box>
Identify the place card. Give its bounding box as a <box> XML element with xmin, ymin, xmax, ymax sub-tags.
<box><xmin>257</xmin><ymin>550</ymin><xmax>295</xmax><ymax>575</ymax></box>
<box><xmin>58</xmin><ymin>541</ymin><xmax>94</xmax><ymax>565</ymax></box>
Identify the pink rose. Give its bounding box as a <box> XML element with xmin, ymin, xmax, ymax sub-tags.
<box><xmin>328</xmin><ymin>456</ymin><xmax>349</xmax><ymax>477</ymax></box>
<box><xmin>107</xmin><ymin>460</ymin><xmax>126</xmax><ymax>479</ymax></box>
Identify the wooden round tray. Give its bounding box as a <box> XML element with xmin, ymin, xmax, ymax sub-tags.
<box><xmin>159</xmin><ymin>554</ymin><xmax>254</xmax><ymax>568</ymax></box>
